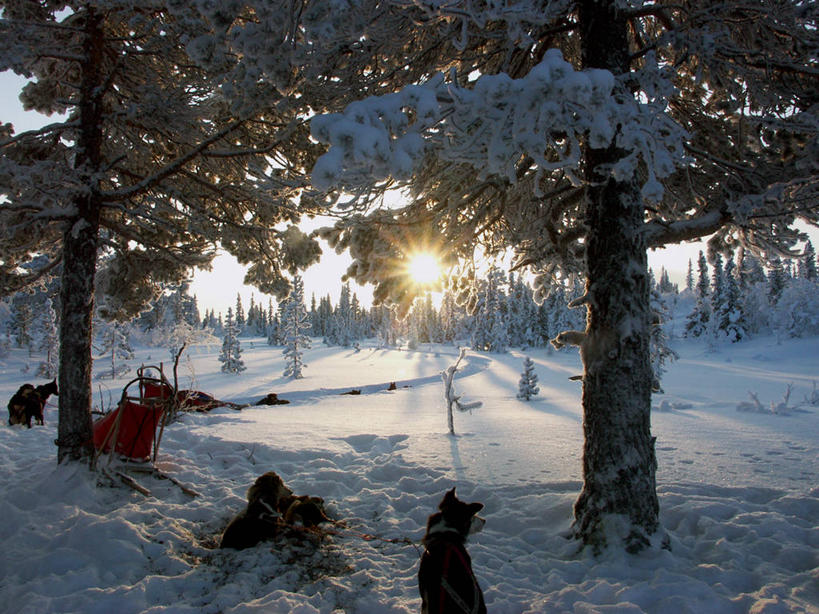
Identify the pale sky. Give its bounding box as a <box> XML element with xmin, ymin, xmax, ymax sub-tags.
<box><xmin>2</xmin><ymin>70</ymin><xmax>815</xmax><ymax>316</ymax></box>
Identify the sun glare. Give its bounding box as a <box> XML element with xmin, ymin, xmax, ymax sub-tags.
<box><xmin>407</xmin><ymin>252</ymin><xmax>441</xmax><ymax>285</ymax></box>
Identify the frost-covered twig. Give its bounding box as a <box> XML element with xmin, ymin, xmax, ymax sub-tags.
<box><xmin>804</xmin><ymin>382</ymin><xmax>819</xmax><ymax>407</ymax></box>
<box><xmin>736</xmin><ymin>384</ymin><xmax>802</xmax><ymax>415</ymax></box>
<box><xmin>441</xmin><ymin>348</ymin><xmax>483</xmax><ymax>435</ymax></box>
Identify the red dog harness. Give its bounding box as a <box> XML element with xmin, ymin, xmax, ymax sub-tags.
<box><xmin>420</xmin><ymin>535</ymin><xmax>486</xmax><ymax>614</ymax></box>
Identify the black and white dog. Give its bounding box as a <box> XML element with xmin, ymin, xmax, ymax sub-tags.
<box><xmin>419</xmin><ymin>488</ymin><xmax>487</xmax><ymax>614</ymax></box>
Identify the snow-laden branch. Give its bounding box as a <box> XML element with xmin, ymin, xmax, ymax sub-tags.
<box><xmin>0</xmin><ymin>120</ymin><xmax>79</xmax><ymax>148</ymax></box>
<box><xmin>311</xmin><ymin>49</ymin><xmax>688</xmax><ymax>203</ymax></box>
<box><xmin>100</xmin><ymin>119</ymin><xmax>246</xmax><ymax>201</ymax></box>
<box><xmin>642</xmin><ymin>206</ymin><xmax>729</xmax><ymax>248</ymax></box>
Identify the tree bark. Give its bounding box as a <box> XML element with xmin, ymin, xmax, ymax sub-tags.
<box><xmin>56</xmin><ymin>10</ymin><xmax>105</xmax><ymax>464</ymax></box>
<box><xmin>573</xmin><ymin>0</ymin><xmax>660</xmax><ymax>552</ymax></box>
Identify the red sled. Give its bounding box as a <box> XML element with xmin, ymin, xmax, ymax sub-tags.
<box><xmin>92</xmin><ymin>400</ymin><xmax>164</xmax><ymax>462</ymax></box>
<box><xmin>93</xmin><ymin>369</ymin><xmax>173</xmax><ymax>464</ymax></box>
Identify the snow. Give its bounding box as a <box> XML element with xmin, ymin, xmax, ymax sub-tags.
<box><xmin>1</xmin><ymin>336</ymin><xmax>818</xmax><ymax>613</ymax></box>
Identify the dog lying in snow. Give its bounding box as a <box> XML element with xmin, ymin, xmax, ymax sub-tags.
<box><xmin>220</xmin><ymin>471</ymin><xmax>331</xmax><ymax>549</ymax></box>
<box><xmin>418</xmin><ymin>488</ymin><xmax>487</xmax><ymax>614</ymax></box>
<box><xmin>7</xmin><ymin>379</ymin><xmax>58</xmax><ymax>428</ymax></box>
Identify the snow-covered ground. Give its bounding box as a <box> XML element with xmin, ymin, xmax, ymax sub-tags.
<box><xmin>1</xmin><ymin>336</ymin><xmax>817</xmax><ymax>613</ymax></box>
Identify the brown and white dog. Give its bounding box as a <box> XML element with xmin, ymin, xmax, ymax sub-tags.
<box><xmin>419</xmin><ymin>488</ymin><xmax>487</xmax><ymax>614</ymax></box>
<box><xmin>7</xmin><ymin>379</ymin><xmax>58</xmax><ymax>428</ymax></box>
<box><xmin>220</xmin><ymin>471</ymin><xmax>331</xmax><ymax>550</ymax></box>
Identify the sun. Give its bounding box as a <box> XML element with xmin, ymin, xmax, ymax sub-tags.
<box><xmin>407</xmin><ymin>252</ymin><xmax>441</xmax><ymax>285</ymax></box>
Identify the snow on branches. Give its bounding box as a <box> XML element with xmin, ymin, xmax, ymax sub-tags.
<box><xmin>311</xmin><ymin>49</ymin><xmax>686</xmax><ymax>202</ymax></box>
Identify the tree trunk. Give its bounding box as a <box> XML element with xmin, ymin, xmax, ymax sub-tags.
<box><xmin>56</xmin><ymin>10</ymin><xmax>105</xmax><ymax>464</ymax></box>
<box><xmin>573</xmin><ymin>0</ymin><xmax>660</xmax><ymax>552</ymax></box>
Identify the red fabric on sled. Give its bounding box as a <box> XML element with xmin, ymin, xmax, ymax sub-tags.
<box><xmin>92</xmin><ymin>401</ymin><xmax>164</xmax><ymax>461</ymax></box>
<box><xmin>142</xmin><ymin>381</ymin><xmax>173</xmax><ymax>400</ymax></box>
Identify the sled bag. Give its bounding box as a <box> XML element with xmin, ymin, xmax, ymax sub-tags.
<box><xmin>93</xmin><ymin>401</ymin><xmax>164</xmax><ymax>461</ymax></box>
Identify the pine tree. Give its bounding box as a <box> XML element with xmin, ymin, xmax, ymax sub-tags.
<box><xmin>517</xmin><ymin>356</ymin><xmax>540</xmax><ymax>401</ymax></box>
<box><xmin>219</xmin><ymin>307</ymin><xmax>245</xmax><ymax>374</ymax></box>
<box><xmin>269</xmin><ymin>0</ymin><xmax>816</xmax><ymax>550</ymax></box>
<box><xmin>282</xmin><ymin>276</ymin><xmax>311</xmax><ymax>379</ymax></box>
<box><xmin>1</xmin><ymin>4</ymin><xmax>334</xmax><ymax>462</ymax></box>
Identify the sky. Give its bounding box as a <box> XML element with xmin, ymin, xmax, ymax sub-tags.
<box><xmin>2</xmin><ymin>70</ymin><xmax>816</xmax><ymax>317</ymax></box>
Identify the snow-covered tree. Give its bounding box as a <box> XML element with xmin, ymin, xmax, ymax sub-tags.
<box><xmin>95</xmin><ymin>318</ymin><xmax>134</xmax><ymax>380</ymax></box>
<box><xmin>649</xmin><ymin>284</ymin><xmax>678</xmax><ymax>393</ymax></box>
<box><xmin>685</xmin><ymin>260</ymin><xmax>694</xmax><ymax>294</ymax></box>
<box><xmin>0</xmin><ymin>4</ymin><xmax>323</xmax><ymax>462</ymax></box>
<box><xmin>37</xmin><ymin>298</ymin><xmax>59</xmax><ymax>379</ymax></box>
<box><xmin>235</xmin><ymin>294</ymin><xmax>246</xmax><ymax>334</ymax></box>
<box><xmin>709</xmin><ymin>253</ymin><xmax>726</xmax><ymax>338</ymax></box>
<box><xmin>715</xmin><ymin>254</ymin><xmax>745</xmax><ymax>343</ymax></box>
<box><xmin>307</xmin><ymin>1</ymin><xmax>818</xmax><ymax>550</ymax></box>
<box><xmin>798</xmin><ymin>241</ymin><xmax>817</xmax><ymax>281</ymax></box>
<box><xmin>441</xmin><ymin>348</ymin><xmax>482</xmax><ymax>435</ymax></box>
<box><xmin>219</xmin><ymin>308</ymin><xmax>245</xmax><ymax>374</ymax></box>
<box><xmin>9</xmin><ymin>293</ymin><xmax>35</xmax><ymax>351</ymax></box>
<box><xmin>685</xmin><ymin>252</ymin><xmax>711</xmax><ymax>338</ymax></box>
<box><xmin>767</xmin><ymin>256</ymin><xmax>789</xmax><ymax>306</ymax></box>
<box><xmin>516</xmin><ymin>356</ymin><xmax>540</xmax><ymax>401</ymax></box>
<box><xmin>472</xmin><ymin>266</ymin><xmax>508</xmax><ymax>352</ymax></box>
<box><xmin>771</xmin><ymin>278</ymin><xmax>819</xmax><ymax>338</ymax></box>
<box><xmin>282</xmin><ymin>276</ymin><xmax>311</xmax><ymax>379</ymax></box>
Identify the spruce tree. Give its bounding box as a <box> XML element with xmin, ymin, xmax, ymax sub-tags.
<box><xmin>685</xmin><ymin>259</ymin><xmax>694</xmax><ymax>294</ymax></box>
<box><xmin>516</xmin><ymin>356</ymin><xmax>540</xmax><ymax>401</ymax></box>
<box><xmin>709</xmin><ymin>253</ymin><xmax>726</xmax><ymax>338</ymax></box>
<box><xmin>685</xmin><ymin>252</ymin><xmax>711</xmax><ymax>338</ymax></box>
<box><xmin>219</xmin><ymin>307</ymin><xmax>245</xmax><ymax>374</ymax></box>
<box><xmin>37</xmin><ymin>298</ymin><xmax>60</xmax><ymax>379</ymax></box>
<box><xmin>96</xmin><ymin>318</ymin><xmax>134</xmax><ymax>379</ymax></box>
<box><xmin>649</xmin><ymin>285</ymin><xmax>678</xmax><ymax>392</ymax></box>
<box><xmin>9</xmin><ymin>294</ymin><xmax>34</xmax><ymax>351</ymax></box>
<box><xmin>799</xmin><ymin>241</ymin><xmax>817</xmax><ymax>281</ymax></box>
<box><xmin>716</xmin><ymin>254</ymin><xmax>745</xmax><ymax>342</ymax></box>
<box><xmin>768</xmin><ymin>256</ymin><xmax>788</xmax><ymax>305</ymax></box>
<box><xmin>282</xmin><ymin>276</ymin><xmax>311</xmax><ymax>379</ymax></box>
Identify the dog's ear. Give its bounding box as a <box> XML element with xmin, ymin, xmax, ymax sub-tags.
<box><xmin>439</xmin><ymin>487</ymin><xmax>458</xmax><ymax>510</ymax></box>
<box><xmin>467</xmin><ymin>502</ymin><xmax>484</xmax><ymax>516</ymax></box>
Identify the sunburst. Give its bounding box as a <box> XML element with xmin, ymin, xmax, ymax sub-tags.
<box><xmin>407</xmin><ymin>252</ymin><xmax>441</xmax><ymax>285</ymax></box>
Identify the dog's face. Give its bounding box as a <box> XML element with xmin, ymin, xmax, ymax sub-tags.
<box><xmin>38</xmin><ymin>379</ymin><xmax>58</xmax><ymax>398</ymax></box>
<box><xmin>247</xmin><ymin>471</ymin><xmax>293</xmax><ymax>507</ymax></box>
<box><xmin>425</xmin><ymin>488</ymin><xmax>485</xmax><ymax>541</ymax></box>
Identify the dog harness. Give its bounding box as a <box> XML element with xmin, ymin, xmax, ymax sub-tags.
<box><xmin>421</xmin><ymin>535</ymin><xmax>486</xmax><ymax>614</ymax></box>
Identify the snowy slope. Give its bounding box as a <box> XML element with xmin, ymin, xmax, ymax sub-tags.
<box><xmin>0</xmin><ymin>337</ymin><xmax>817</xmax><ymax>613</ymax></box>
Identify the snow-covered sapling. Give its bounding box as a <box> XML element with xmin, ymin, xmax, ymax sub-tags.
<box><xmin>517</xmin><ymin>356</ymin><xmax>540</xmax><ymax>401</ymax></box>
<box><xmin>441</xmin><ymin>348</ymin><xmax>482</xmax><ymax>435</ymax></box>
<box><xmin>282</xmin><ymin>275</ymin><xmax>311</xmax><ymax>379</ymax></box>
<box><xmin>219</xmin><ymin>307</ymin><xmax>246</xmax><ymax>374</ymax></box>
